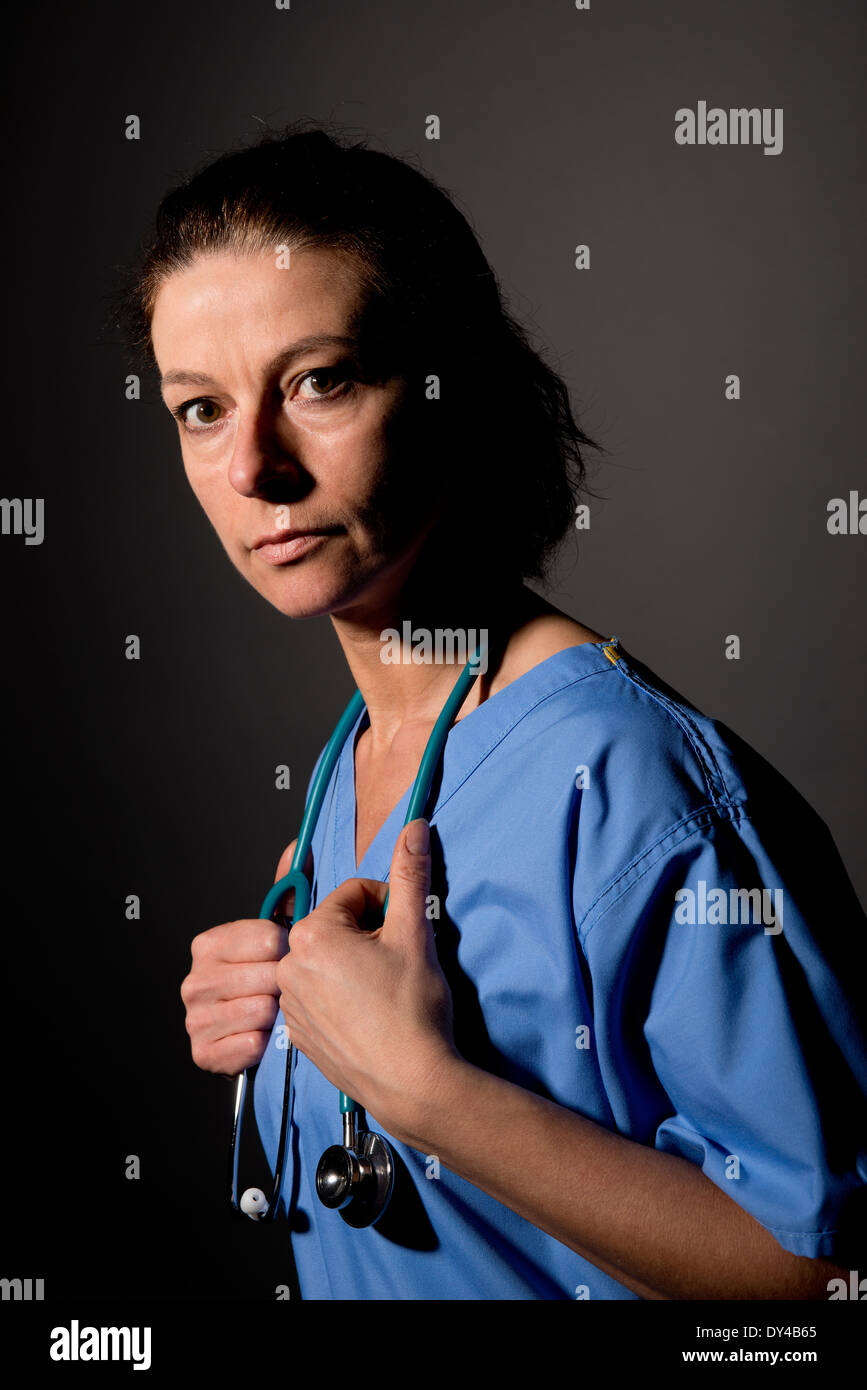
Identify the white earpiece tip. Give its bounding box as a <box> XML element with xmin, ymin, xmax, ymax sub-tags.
<box><xmin>240</xmin><ymin>1186</ymin><xmax>269</xmax><ymax>1220</ymax></box>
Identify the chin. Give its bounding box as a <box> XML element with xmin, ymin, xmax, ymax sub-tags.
<box><xmin>250</xmin><ymin>565</ymin><xmax>363</xmax><ymax>622</ymax></box>
<box><xmin>259</xmin><ymin>585</ymin><xmax>342</xmax><ymax>621</ymax></box>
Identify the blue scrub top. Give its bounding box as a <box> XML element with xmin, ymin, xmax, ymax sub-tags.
<box><xmin>254</xmin><ymin>636</ymin><xmax>867</xmax><ymax>1299</ymax></box>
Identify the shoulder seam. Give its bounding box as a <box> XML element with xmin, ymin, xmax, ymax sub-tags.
<box><xmin>614</xmin><ymin>659</ymin><xmax>732</xmax><ymax>809</ymax></box>
<box><xmin>578</xmin><ymin>800</ymin><xmax>751</xmax><ymax>945</ymax></box>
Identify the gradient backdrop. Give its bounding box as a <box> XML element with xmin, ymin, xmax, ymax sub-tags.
<box><xmin>1</xmin><ymin>0</ymin><xmax>864</xmax><ymax>1304</ymax></box>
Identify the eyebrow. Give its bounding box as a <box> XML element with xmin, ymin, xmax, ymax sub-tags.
<box><xmin>159</xmin><ymin>334</ymin><xmax>360</xmax><ymax>393</ymax></box>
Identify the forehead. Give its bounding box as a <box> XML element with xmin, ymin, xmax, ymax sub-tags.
<box><xmin>150</xmin><ymin>245</ymin><xmax>366</xmax><ymax>372</ymax></box>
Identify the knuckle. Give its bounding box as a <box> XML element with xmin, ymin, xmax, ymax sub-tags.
<box><xmin>184</xmin><ymin>1004</ymin><xmax>209</xmax><ymax>1041</ymax></box>
<box><xmin>180</xmin><ymin>975</ymin><xmax>205</xmax><ymax>1011</ymax></box>
<box><xmin>263</xmin><ymin>922</ymin><xmax>287</xmax><ymax>958</ymax></box>
<box><xmin>234</xmin><ymin>1032</ymin><xmax>266</xmax><ymax>1072</ymax></box>
<box><xmin>190</xmin><ymin>930</ymin><xmax>215</xmax><ymax>963</ymax></box>
<box><xmin>250</xmin><ymin>921</ymin><xmax>278</xmax><ymax>958</ymax></box>
<box><xmin>288</xmin><ymin>920</ymin><xmax>311</xmax><ymax>952</ymax></box>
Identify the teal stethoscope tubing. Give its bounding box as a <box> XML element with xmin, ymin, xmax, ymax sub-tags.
<box><xmin>230</xmin><ymin>638</ymin><xmax>487</xmax><ymax>1214</ymax></box>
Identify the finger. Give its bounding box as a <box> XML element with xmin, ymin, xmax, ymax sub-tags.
<box><xmin>188</xmin><ymin>993</ymin><xmax>280</xmax><ymax>1047</ymax></box>
<box><xmin>310</xmin><ymin>875</ymin><xmax>390</xmax><ymax>934</ymax></box>
<box><xmin>192</xmin><ymin>1029</ymin><xmax>275</xmax><ymax>1078</ymax></box>
<box><xmin>273</xmin><ymin>837</ymin><xmax>298</xmax><ymax>883</ymax></box>
<box><xmin>382</xmin><ymin>818</ymin><xmax>433</xmax><ymax>945</ymax></box>
<box><xmin>272</xmin><ymin>839</ymin><xmax>316</xmax><ymax>918</ymax></box>
<box><xmin>274</xmin><ymin>838</ymin><xmax>315</xmax><ymax>882</ymax></box>
<box><xmin>182</xmin><ymin>960</ymin><xmax>283</xmax><ymax>1010</ymax></box>
<box><xmin>190</xmin><ymin>919</ymin><xmax>289</xmax><ymax>965</ymax></box>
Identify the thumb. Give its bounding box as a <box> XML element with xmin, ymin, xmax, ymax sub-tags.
<box><xmin>384</xmin><ymin>818</ymin><xmax>433</xmax><ymax>939</ymax></box>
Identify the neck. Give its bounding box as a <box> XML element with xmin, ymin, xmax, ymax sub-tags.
<box><xmin>329</xmin><ymin>564</ymin><xmax>537</xmax><ymax>746</ymax></box>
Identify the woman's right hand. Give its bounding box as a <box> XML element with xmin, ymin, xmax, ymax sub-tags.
<box><xmin>180</xmin><ymin>838</ymin><xmax>299</xmax><ymax>1077</ymax></box>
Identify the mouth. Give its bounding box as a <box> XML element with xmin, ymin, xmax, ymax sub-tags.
<box><xmin>252</xmin><ymin>528</ymin><xmax>340</xmax><ymax>566</ymax></box>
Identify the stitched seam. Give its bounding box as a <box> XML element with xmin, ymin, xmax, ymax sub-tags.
<box><xmin>614</xmin><ymin>660</ymin><xmax>732</xmax><ymax>808</ymax></box>
<box><xmin>755</xmin><ymin>1219</ymin><xmax>839</xmax><ymax>1239</ymax></box>
<box><xmin>656</xmin><ymin>1122</ymin><xmax>840</xmax><ymax>1238</ymax></box>
<box><xmin>579</xmin><ymin>802</ymin><xmax>751</xmax><ymax>945</ymax></box>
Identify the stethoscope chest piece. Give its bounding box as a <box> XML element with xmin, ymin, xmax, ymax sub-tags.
<box><xmin>316</xmin><ymin>1122</ymin><xmax>395</xmax><ymax>1229</ymax></box>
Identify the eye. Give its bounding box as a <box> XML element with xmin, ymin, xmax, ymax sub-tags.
<box><xmin>171</xmin><ymin>399</ymin><xmax>223</xmax><ymax>432</ymax></box>
<box><xmin>294</xmin><ymin>367</ymin><xmax>353</xmax><ymax>403</ymax></box>
<box><xmin>168</xmin><ymin>367</ymin><xmax>354</xmax><ymax>434</ymax></box>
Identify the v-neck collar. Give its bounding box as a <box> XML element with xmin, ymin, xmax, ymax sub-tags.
<box><xmin>331</xmin><ymin>636</ymin><xmax>622</xmax><ymax>885</ymax></box>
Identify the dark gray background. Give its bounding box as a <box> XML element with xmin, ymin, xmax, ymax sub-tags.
<box><xmin>2</xmin><ymin>0</ymin><xmax>864</xmax><ymax>1301</ymax></box>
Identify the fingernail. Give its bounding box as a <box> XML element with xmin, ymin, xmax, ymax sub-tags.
<box><xmin>406</xmin><ymin>818</ymin><xmax>430</xmax><ymax>855</ymax></box>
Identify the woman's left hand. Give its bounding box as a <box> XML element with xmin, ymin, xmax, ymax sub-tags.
<box><xmin>274</xmin><ymin>818</ymin><xmax>459</xmax><ymax>1143</ymax></box>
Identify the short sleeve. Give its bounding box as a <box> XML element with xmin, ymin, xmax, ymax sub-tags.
<box><xmin>577</xmin><ymin>800</ymin><xmax>867</xmax><ymax>1261</ymax></box>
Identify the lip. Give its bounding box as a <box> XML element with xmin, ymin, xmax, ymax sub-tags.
<box><xmin>252</xmin><ymin>529</ymin><xmax>337</xmax><ymax>565</ymax></box>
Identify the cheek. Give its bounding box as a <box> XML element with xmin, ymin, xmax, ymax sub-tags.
<box><xmin>337</xmin><ymin>402</ymin><xmax>437</xmax><ymax>536</ymax></box>
<box><xmin>183</xmin><ymin>459</ymin><xmax>236</xmax><ymax>536</ymax></box>
<box><xmin>181</xmin><ymin>450</ymin><xmax>207</xmax><ymax>502</ymax></box>
<box><xmin>355</xmin><ymin>446</ymin><xmax>438</xmax><ymax>552</ymax></box>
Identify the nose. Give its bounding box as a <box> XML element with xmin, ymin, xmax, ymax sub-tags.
<box><xmin>226</xmin><ymin>394</ymin><xmax>309</xmax><ymax>502</ymax></box>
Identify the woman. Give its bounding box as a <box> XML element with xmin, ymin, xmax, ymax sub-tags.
<box><xmin>120</xmin><ymin>123</ymin><xmax>866</xmax><ymax>1300</ymax></box>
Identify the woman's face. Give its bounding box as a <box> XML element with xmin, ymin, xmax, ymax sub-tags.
<box><xmin>151</xmin><ymin>245</ymin><xmax>436</xmax><ymax>620</ymax></box>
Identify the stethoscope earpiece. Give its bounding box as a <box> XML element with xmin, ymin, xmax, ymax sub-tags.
<box><xmin>239</xmin><ymin>1186</ymin><xmax>269</xmax><ymax>1220</ymax></box>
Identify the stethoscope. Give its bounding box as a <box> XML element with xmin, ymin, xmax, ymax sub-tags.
<box><xmin>228</xmin><ymin>638</ymin><xmax>487</xmax><ymax>1229</ymax></box>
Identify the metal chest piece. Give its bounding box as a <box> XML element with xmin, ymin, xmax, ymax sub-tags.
<box><xmin>315</xmin><ymin>1112</ymin><xmax>395</xmax><ymax>1229</ymax></box>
